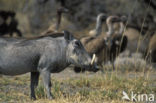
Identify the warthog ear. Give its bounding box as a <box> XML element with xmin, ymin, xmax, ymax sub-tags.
<box><xmin>63</xmin><ymin>30</ymin><xmax>74</xmax><ymax>41</ymax></box>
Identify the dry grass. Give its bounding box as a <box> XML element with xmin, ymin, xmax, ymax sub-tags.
<box><xmin>0</xmin><ymin>60</ymin><xmax>156</xmax><ymax>103</ymax></box>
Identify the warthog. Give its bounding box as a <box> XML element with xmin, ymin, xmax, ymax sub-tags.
<box><xmin>0</xmin><ymin>31</ymin><xmax>99</xmax><ymax>99</ymax></box>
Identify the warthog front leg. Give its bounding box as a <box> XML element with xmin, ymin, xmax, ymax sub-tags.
<box><xmin>40</xmin><ymin>70</ymin><xmax>53</xmax><ymax>99</ymax></box>
<box><xmin>30</xmin><ymin>72</ymin><xmax>39</xmax><ymax>100</ymax></box>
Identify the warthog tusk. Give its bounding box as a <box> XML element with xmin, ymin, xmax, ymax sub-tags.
<box><xmin>91</xmin><ymin>54</ymin><xmax>96</xmax><ymax>65</ymax></box>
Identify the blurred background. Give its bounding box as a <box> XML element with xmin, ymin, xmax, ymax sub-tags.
<box><xmin>0</xmin><ymin>0</ymin><xmax>156</xmax><ymax>35</ymax></box>
<box><xmin>0</xmin><ymin>0</ymin><xmax>156</xmax><ymax>63</ymax></box>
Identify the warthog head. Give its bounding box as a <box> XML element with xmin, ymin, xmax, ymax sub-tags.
<box><xmin>64</xmin><ymin>31</ymin><xmax>99</xmax><ymax>72</ymax></box>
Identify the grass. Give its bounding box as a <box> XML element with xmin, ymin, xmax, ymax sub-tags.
<box><xmin>0</xmin><ymin>64</ymin><xmax>155</xmax><ymax>103</ymax></box>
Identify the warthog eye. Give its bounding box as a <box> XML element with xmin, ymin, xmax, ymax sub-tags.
<box><xmin>74</xmin><ymin>41</ymin><xmax>81</xmax><ymax>48</ymax></box>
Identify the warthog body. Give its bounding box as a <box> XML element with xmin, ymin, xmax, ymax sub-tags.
<box><xmin>0</xmin><ymin>31</ymin><xmax>98</xmax><ymax>99</ymax></box>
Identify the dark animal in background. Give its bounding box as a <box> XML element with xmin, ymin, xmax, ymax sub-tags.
<box><xmin>0</xmin><ymin>10</ymin><xmax>22</xmax><ymax>37</ymax></box>
<box><xmin>0</xmin><ymin>11</ymin><xmax>12</xmax><ymax>21</ymax></box>
<box><xmin>0</xmin><ymin>30</ymin><xmax>99</xmax><ymax>100</ymax></box>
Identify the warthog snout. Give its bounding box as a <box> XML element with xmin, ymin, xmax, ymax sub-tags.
<box><xmin>91</xmin><ymin>64</ymin><xmax>100</xmax><ymax>72</ymax></box>
<box><xmin>83</xmin><ymin>54</ymin><xmax>97</xmax><ymax>66</ymax></box>
<box><xmin>80</xmin><ymin>54</ymin><xmax>99</xmax><ymax>72</ymax></box>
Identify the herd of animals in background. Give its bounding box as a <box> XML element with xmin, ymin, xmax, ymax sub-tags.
<box><xmin>0</xmin><ymin>10</ymin><xmax>22</xmax><ymax>37</ymax></box>
<box><xmin>74</xmin><ymin>14</ymin><xmax>128</xmax><ymax>72</ymax></box>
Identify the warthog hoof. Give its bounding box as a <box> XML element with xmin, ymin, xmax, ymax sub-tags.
<box><xmin>31</xmin><ymin>96</ymin><xmax>36</xmax><ymax>100</ymax></box>
<box><xmin>48</xmin><ymin>95</ymin><xmax>54</xmax><ymax>100</ymax></box>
